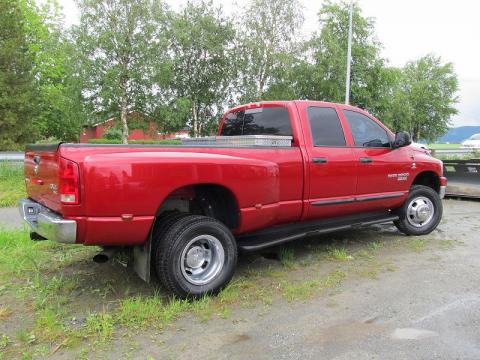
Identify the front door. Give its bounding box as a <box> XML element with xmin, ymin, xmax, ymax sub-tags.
<box><xmin>341</xmin><ymin>109</ymin><xmax>412</xmax><ymax>211</ymax></box>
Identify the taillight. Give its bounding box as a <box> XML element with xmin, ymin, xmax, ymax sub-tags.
<box><xmin>59</xmin><ymin>157</ymin><xmax>80</xmax><ymax>205</ymax></box>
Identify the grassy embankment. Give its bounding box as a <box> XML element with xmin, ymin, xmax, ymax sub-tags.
<box><xmin>0</xmin><ymin>163</ymin><xmax>25</xmax><ymax>207</ymax></box>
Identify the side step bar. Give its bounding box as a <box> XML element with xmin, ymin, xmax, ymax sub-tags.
<box><xmin>237</xmin><ymin>213</ymin><xmax>399</xmax><ymax>252</ymax></box>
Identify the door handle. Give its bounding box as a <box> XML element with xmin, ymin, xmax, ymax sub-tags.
<box><xmin>312</xmin><ymin>157</ymin><xmax>328</xmax><ymax>164</ymax></box>
<box><xmin>360</xmin><ymin>157</ymin><xmax>373</xmax><ymax>163</ymax></box>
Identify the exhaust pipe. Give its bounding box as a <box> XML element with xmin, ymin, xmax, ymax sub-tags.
<box><xmin>93</xmin><ymin>247</ymin><xmax>117</xmax><ymax>263</ymax></box>
<box><xmin>30</xmin><ymin>232</ymin><xmax>47</xmax><ymax>241</ymax></box>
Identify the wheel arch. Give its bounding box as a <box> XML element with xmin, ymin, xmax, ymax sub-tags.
<box><xmin>155</xmin><ymin>183</ymin><xmax>241</xmax><ymax>230</ymax></box>
<box><xmin>411</xmin><ymin>171</ymin><xmax>440</xmax><ymax>193</ymax></box>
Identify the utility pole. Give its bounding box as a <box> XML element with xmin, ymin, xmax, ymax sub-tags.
<box><xmin>345</xmin><ymin>0</ymin><xmax>353</xmax><ymax>105</ymax></box>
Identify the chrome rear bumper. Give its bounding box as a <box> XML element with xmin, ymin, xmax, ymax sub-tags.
<box><xmin>18</xmin><ymin>198</ymin><xmax>77</xmax><ymax>243</ymax></box>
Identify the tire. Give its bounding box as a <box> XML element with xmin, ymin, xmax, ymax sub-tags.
<box><xmin>154</xmin><ymin>215</ymin><xmax>237</xmax><ymax>298</ymax></box>
<box><xmin>394</xmin><ymin>185</ymin><xmax>443</xmax><ymax>236</ymax></box>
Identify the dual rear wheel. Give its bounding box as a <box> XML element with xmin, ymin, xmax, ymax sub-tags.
<box><xmin>153</xmin><ymin>214</ymin><xmax>237</xmax><ymax>298</ymax></box>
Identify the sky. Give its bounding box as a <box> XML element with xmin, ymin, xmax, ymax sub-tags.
<box><xmin>58</xmin><ymin>0</ymin><xmax>480</xmax><ymax>127</ymax></box>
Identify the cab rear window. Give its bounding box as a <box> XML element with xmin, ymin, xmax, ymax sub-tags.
<box><xmin>221</xmin><ymin>107</ymin><xmax>292</xmax><ymax>137</ymax></box>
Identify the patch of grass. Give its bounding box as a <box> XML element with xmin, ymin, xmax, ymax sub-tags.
<box><xmin>34</xmin><ymin>307</ymin><xmax>65</xmax><ymax>342</ymax></box>
<box><xmin>355</xmin><ymin>249</ymin><xmax>374</xmax><ymax>260</ymax></box>
<box><xmin>283</xmin><ymin>270</ymin><xmax>347</xmax><ymax>302</ymax></box>
<box><xmin>279</xmin><ymin>248</ymin><xmax>296</xmax><ymax>268</ymax></box>
<box><xmin>84</xmin><ymin>312</ymin><xmax>115</xmax><ymax>343</ymax></box>
<box><xmin>368</xmin><ymin>241</ymin><xmax>383</xmax><ymax>250</ymax></box>
<box><xmin>357</xmin><ymin>267</ymin><xmax>380</xmax><ymax>279</ymax></box>
<box><xmin>323</xmin><ymin>270</ymin><xmax>347</xmax><ymax>288</ymax></box>
<box><xmin>409</xmin><ymin>238</ymin><xmax>428</xmax><ymax>252</ymax></box>
<box><xmin>327</xmin><ymin>247</ymin><xmax>351</xmax><ymax>261</ymax></box>
<box><xmin>191</xmin><ymin>295</ymin><xmax>214</xmax><ymax>323</ymax></box>
<box><xmin>438</xmin><ymin>239</ymin><xmax>455</xmax><ymax>249</ymax></box>
<box><xmin>0</xmin><ymin>306</ymin><xmax>11</xmax><ymax>321</ymax></box>
<box><xmin>162</xmin><ymin>298</ymin><xmax>191</xmax><ymax>324</ymax></box>
<box><xmin>283</xmin><ymin>279</ymin><xmax>320</xmax><ymax>302</ymax></box>
<box><xmin>117</xmin><ymin>295</ymin><xmax>190</xmax><ymax>330</ymax></box>
<box><xmin>427</xmin><ymin>143</ymin><xmax>460</xmax><ymax>149</ymax></box>
<box><xmin>117</xmin><ymin>296</ymin><xmax>163</xmax><ymax>329</ymax></box>
<box><xmin>0</xmin><ymin>162</ymin><xmax>25</xmax><ymax>207</ymax></box>
<box><xmin>0</xmin><ymin>334</ymin><xmax>10</xmax><ymax>349</ymax></box>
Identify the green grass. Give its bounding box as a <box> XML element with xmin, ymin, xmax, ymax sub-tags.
<box><xmin>0</xmin><ymin>163</ymin><xmax>25</xmax><ymax>207</ymax></box>
<box><xmin>427</xmin><ymin>143</ymin><xmax>461</xmax><ymax>149</ymax></box>
<box><xmin>117</xmin><ymin>295</ymin><xmax>190</xmax><ymax>329</ymax></box>
<box><xmin>409</xmin><ymin>238</ymin><xmax>429</xmax><ymax>252</ymax></box>
<box><xmin>326</xmin><ymin>247</ymin><xmax>351</xmax><ymax>261</ymax></box>
<box><xmin>84</xmin><ymin>312</ymin><xmax>115</xmax><ymax>343</ymax></box>
<box><xmin>86</xmin><ymin>139</ymin><xmax>181</xmax><ymax>145</ymax></box>
<box><xmin>279</xmin><ymin>248</ymin><xmax>296</xmax><ymax>268</ymax></box>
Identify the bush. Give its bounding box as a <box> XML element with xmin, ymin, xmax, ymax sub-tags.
<box><xmin>103</xmin><ymin>127</ymin><xmax>123</xmax><ymax>140</ymax></box>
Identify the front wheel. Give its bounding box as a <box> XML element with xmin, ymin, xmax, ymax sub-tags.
<box><xmin>154</xmin><ymin>215</ymin><xmax>237</xmax><ymax>298</ymax></box>
<box><xmin>394</xmin><ymin>185</ymin><xmax>443</xmax><ymax>236</ymax></box>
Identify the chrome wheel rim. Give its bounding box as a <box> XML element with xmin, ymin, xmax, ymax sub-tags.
<box><xmin>406</xmin><ymin>196</ymin><xmax>435</xmax><ymax>228</ymax></box>
<box><xmin>180</xmin><ymin>235</ymin><xmax>225</xmax><ymax>285</ymax></box>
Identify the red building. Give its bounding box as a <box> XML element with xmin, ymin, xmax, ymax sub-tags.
<box><xmin>80</xmin><ymin>113</ymin><xmax>189</xmax><ymax>143</ymax></box>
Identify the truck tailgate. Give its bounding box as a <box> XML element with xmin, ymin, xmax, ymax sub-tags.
<box><xmin>25</xmin><ymin>145</ymin><xmax>62</xmax><ymax>213</ymax></box>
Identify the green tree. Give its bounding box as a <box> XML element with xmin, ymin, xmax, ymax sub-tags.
<box><xmin>165</xmin><ymin>1</ymin><xmax>236</xmax><ymax>136</ymax></box>
<box><xmin>74</xmin><ymin>0</ymin><xmax>165</xmax><ymax>143</ymax></box>
<box><xmin>237</xmin><ymin>0</ymin><xmax>304</xmax><ymax>101</ymax></box>
<box><xmin>401</xmin><ymin>54</ymin><xmax>458</xmax><ymax>142</ymax></box>
<box><xmin>0</xmin><ymin>0</ymin><xmax>38</xmax><ymax>150</ymax></box>
<box><xmin>305</xmin><ymin>0</ymin><xmax>385</xmax><ymax>108</ymax></box>
<box><xmin>20</xmin><ymin>0</ymin><xmax>85</xmax><ymax>141</ymax></box>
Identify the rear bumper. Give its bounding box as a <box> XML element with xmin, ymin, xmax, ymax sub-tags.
<box><xmin>18</xmin><ymin>198</ymin><xmax>77</xmax><ymax>244</ymax></box>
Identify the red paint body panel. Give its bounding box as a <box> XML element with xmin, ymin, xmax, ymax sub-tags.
<box><xmin>24</xmin><ymin>100</ymin><xmax>444</xmax><ymax>246</ymax></box>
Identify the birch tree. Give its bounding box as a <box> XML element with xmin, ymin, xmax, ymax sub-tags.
<box><xmin>75</xmin><ymin>0</ymin><xmax>163</xmax><ymax>143</ymax></box>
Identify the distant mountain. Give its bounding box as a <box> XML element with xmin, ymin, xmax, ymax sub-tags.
<box><xmin>437</xmin><ymin>126</ymin><xmax>480</xmax><ymax>143</ymax></box>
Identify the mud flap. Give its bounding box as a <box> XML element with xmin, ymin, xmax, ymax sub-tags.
<box><xmin>133</xmin><ymin>237</ymin><xmax>151</xmax><ymax>283</ymax></box>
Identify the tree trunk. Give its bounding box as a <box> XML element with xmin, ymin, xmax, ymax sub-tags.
<box><xmin>120</xmin><ymin>93</ymin><xmax>129</xmax><ymax>144</ymax></box>
<box><xmin>192</xmin><ymin>100</ymin><xmax>198</xmax><ymax>137</ymax></box>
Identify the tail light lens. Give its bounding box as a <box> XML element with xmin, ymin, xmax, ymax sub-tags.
<box><xmin>59</xmin><ymin>157</ymin><xmax>80</xmax><ymax>204</ymax></box>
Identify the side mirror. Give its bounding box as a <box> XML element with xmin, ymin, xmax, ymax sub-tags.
<box><xmin>392</xmin><ymin>131</ymin><xmax>412</xmax><ymax>149</ymax></box>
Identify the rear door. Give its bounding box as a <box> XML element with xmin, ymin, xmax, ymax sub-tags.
<box><xmin>297</xmin><ymin>103</ymin><xmax>357</xmax><ymax>220</ymax></box>
<box><xmin>341</xmin><ymin>109</ymin><xmax>411</xmax><ymax>210</ymax></box>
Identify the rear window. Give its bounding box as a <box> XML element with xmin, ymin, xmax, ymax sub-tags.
<box><xmin>220</xmin><ymin>107</ymin><xmax>293</xmax><ymax>136</ymax></box>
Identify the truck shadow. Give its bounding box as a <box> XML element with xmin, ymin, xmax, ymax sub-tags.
<box><xmin>56</xmin><ymin>222</ymin><xmax>408</xmax><ymax>315</ymax></box>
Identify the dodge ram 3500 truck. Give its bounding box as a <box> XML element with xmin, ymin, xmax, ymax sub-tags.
<box><xmin>19</xmin><ymin>100</ymin><xmax>447</xmax><ymax>298</ymax></box>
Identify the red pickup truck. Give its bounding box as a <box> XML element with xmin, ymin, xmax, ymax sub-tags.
<box><xmin>19</xmin><ymin>100</ymin><xmax>447</xmax><ymax>298</ymax></box>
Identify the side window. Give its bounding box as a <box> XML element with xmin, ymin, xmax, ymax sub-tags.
<box><xmin>220</xmin><ymin>107</ymin><xmax>293</xmax><ymax>137</ymax></box>
<box><xmin>343</xmin><ymin>110</ymin><xmax>390</xmax><ymax>148</ymax></box>
<box><xmin>242</xmin><ymin>107</ymin><xmax>292</xmax><ymax>136</ymax></box>
<box><xmin>307</xmin><ymin>107</ymin><xmax>346</xmax><ymax>146</ymax></box>
<box><xmin>221</xmin><ymin>111</ymin><xmax>244</xmax><ymax>136</ymax></box>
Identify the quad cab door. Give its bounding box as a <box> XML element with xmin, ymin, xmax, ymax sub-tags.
<box><xmin>296</xmin><ymin>102</ymin><xmax>358</xmax><ymax>220</ymax></box>
<box><xmin>339</xmin><ymin>108</ymin><xmax>413</xmax><ymax>212</ymax></box>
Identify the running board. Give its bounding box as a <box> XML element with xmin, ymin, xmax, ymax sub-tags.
<box><xmin>237</xmin><ymin>213</ymin><xmax>399</xmax><ymax>252</ymax></box>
